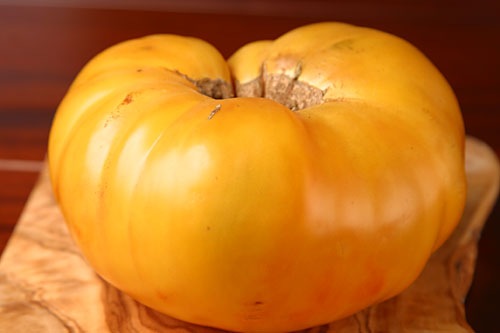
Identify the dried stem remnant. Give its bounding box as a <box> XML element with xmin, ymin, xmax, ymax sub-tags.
<box><xmin>175</xmin><ymin>69</ymin><xmax>234</xmax><ymax>100</ymax></box>
<box><xmin>264</xmin><ymin>74</ymin><xmax>324</xmax><ymax>111</ymax></box>
<box><xmin>234</xmin><ymin>73</ymin><xmax>324</xmax><ymax>111</ymax></box>
<box><xmin>188</xmin><ymin>67</ymin><xmax>324</xmax><ymax>112</ymax></box>
<box><xmin>195</xmin><ymin>78</ymin><xmax>234</xmax><ymax>100</ymax></box>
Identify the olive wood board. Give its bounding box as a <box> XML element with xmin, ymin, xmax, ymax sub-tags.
<box><xmin>0</xmin><ymin>136</ymin><xmax>499</xmax><ymax>333</ymax></box>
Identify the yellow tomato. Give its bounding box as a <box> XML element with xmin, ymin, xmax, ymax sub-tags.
<box><xmin>48</xmin><ymin>22</ymin><xmax>466</xmax><ymax>332</ymax></box>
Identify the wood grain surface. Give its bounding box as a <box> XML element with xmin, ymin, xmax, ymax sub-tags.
<box><xmin>0</xmin><ymin>136</ymin><xmax>498</xmax><ymax>332</ymax></box>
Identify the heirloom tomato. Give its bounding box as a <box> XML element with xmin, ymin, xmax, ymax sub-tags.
<box><xmin>48</xmin><ymin>22</ymin><xmax>466</xmax><ymax>332</ymax></box>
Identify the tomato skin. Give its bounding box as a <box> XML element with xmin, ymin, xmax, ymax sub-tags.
<box><xmin>48</xmin><ymin>23</ymin><xmax>466</xmax><ymax>332</ymax></box>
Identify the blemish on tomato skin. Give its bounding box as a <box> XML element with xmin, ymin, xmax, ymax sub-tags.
<box><xmin>121</xmin><ymin>93</ymin><xmax>134</xmax><ymax>105</ymax></box>
<box><xmin>156</xmin><ymin>291</ymin><xmax>169</xmax><ymax>302</ymax></box>
<box><xmin>241</xmin><ymin>300</ymin><xmax>266</xmax><ymax>322</ymax></box>
<box><xmin>207</xmin><ymin>104</ymin><xmax>222</xmax><ymax>120</ymax></box>
<box><xmin>103</xmin><ymin>93</ymin><xmax>134</xmax><ymax>128</ymax></box>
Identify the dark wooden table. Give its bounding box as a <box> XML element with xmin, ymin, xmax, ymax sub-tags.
<box><xmin>1</xmin><ymin>2</ymin><xmax>499</xmax><ymax>331</ymax></box>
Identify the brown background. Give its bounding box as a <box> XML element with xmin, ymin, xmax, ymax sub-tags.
<box><xmin>1</xmin><ymin>0</ymin><xmax>499</xmax><ymax>331</ymax></box>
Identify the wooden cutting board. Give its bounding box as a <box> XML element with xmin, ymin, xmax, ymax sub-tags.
<box><xmin>0</xmin><ymin>136</ymin><xmax>498</xmax><ymax>332</ymax></box>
